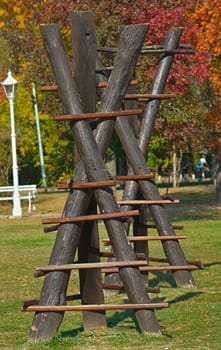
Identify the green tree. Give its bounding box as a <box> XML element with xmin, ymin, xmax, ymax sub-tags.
<box><xmin>0</xmin><ymin>0</ymin><xmax>212</xmax><ymax>187</ymax></box>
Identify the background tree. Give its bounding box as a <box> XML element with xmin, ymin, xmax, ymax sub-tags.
<box><xmin>0</xmin><ymin>0</ymin><xmax>213</xmax><ymax>187</ymax></box>
<box><xmin>192</xmin><ymin>0</ymin><xmax>221</xmax><ymax>202</ymax></box>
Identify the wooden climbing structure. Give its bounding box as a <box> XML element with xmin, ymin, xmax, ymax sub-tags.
<box><xmin>21</xmin><ymin>11</ymin><xmax>201</xmax><ymax>342</ymax></box>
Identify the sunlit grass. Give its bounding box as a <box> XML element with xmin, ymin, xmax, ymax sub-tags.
<box><xmin>0</xmin><ymin>184</ymin><xmax>220</xmax><ymax>349</ymax></box>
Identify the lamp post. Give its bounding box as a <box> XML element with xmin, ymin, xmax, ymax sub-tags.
<box><xmin>32</xmin><ymin>83</ymin><xmax>47</xmax><ymax>192</ymax></box>
<box><xmin>1</xmin><ymin>71</ymin><xmax>22</xmax><ymax>217</ymax></box>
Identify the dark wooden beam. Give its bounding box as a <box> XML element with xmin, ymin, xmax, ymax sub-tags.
<box><xmin>42</xmin><ymin>210</ymin><xmax>139</xmax><ymax>225</ymax></box>
<box><xmin>102</xmin><ymin>284</ymin><xmax>160</xmax><ymax>294</ymax></box>
<box><xmin>117</xmin><ymin>199</ymin><xmax>180</xmax><ymax>205</ymax></box>
<box><xmin>124</xmin><ymin>93</ymin><xmax>176</xmax><ymax>100</ymax></box>
<box><xmin>102</xmin><ymin>265</ymin><xmax>198</xmax><ymax>273</ymax></box>
<box><xmin>41</xmin><ymin>79</ymin><xmax>139</xmax><ymax>91</ymax></box>
<box><xmin>102</xmin><ymin>235</ymin><xmax>187</xmax><ymax>245</ymax></box>
<box><xmin>55</xmin><ymin>109</ymin><xmax>143</xmax><ymax>121</ymax></box>
<box><xmin>35</xmin><ymin>260</ymin><xmax>148</xmax><ymax>274</ymax></box>
<box><xmin>57</xmin><ymin>180</ymin><xmax>116</xmax><ymax>190</ymax></box>
<box><xmin>112</xmin><ymin>28</ymin><xmax>196</xmax><ymax>288</ymax></box>
<box><xmin>97</xmin><ymin>79</ymin><xmax>138</xmax><ymax>88</ymax></box>
<box><xmin>23</xmin><ymin>302</ymin><xmax>169</xmax><ymax>312</ymax></box>
<box><xmin>30</xmin><ymin>18</ymin><xmax>162</xmax><ymax>342</ymax></box>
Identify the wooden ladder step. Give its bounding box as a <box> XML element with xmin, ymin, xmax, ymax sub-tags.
<box><xmin>55</xmin><ymin>109</ymin><xmax>143</xmax><ymax>121</ymax></box>
<box><xmin>134</xmin><ymin>223</ymin><xmax>184</xmax><ymax>230</ymax></box>
<box><xmin>100</xmin><ymin>251</ymin><xmax>146</xmax><ymax>259</ymax></box>
<box><xmin>34</xmin><ymin>260</ymin><xmax>148</xmax><ymax>277</ymax></box>
<box><xmin>115</xmin><ymin>174</ymin><xmax>153</xmax><ymax>181</ymax></box>
<box><xmin>149</xmin><ymin>257</ymin><xmax>204</xmax><ymax>269</ymax></box>
<box><xmin>141</xmin><ymin>48</ymin><xmax>195</xmax><ymax>54</ymax></box>
<box><xmin>102</xmin><ymin>265</ymin><xmax>198</xmax><ymax>274</ymax></box>
<box><xmin>22</xmin><ymin>302</ymin><xmax>169</xmax><ymax>312</ymax></box>
<box><xmin>57</xmin><ymin>180</ymin><xmax>116</xmax><ymax>190</ymax></box>
<box><xmin>161</xmin><ymin>195</ymin><xmax>176</xmax><ymax>200</ymax></box>
<box><xmin>117</xmin><ymin>199</ymin><xmax>180</xmax><ymax>205</ymax></box>
<box><xmin>42</xmin><ymin>210</ymin><xmax>139</xmax><ymax>225</ymax></box>
<box><xmin>41</xmin><ymin>85</ymin><xmax>58</xmax><ymax>91</ymax></box>
<box><xmin>22</xmin><ymin>293</ymin><xmax>81</xmax><ymax>308</ymax></box>
<box><xmin>96</xmin><ymin>66</ymin><xmax>113</xmax><ymax>72</ymax></box>
<box><xmin>97</xmin><ymin>79</ymin><xmax>138</xmax><ymax>88</ymax></box>
<box><xmin>124</xmin><ymin>93</ymin><xmax>176</xmax><ymax>100</ymax></box>
<box><xmin>97</xmin><ymin>45</ymin><xmax>194</xmax><ymax>54</ymax></box>
<box><xmin>102</xmin><ymin>235</ymin><xmax>186</xmax><ymax>245</ymax></box>
<box><xmin>44</xmin><ymin>224</ymin><xmax>60</xmax><ymax>233</ymax></box>
<box><xmin>102</xmin><ymin>284</ymin><xmax>160</xmax><ymax>294</ymax></box>
<box><xmin>41</xmin><ymin>80</ymin><xmax>139</xmax><ymax>91</ymax></box>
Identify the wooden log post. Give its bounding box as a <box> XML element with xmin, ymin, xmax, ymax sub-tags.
<box><xmin>96</xmin><ymin>28</ymin><xmax>196</xmax><ymax>288</ymax></box>
<box><xmin>29</xmin><ymin>19</ymin><xmax>162</xmax><ymax>342</ymax></box>
<box><xmin>44</xmin><ymin>20</ymin><xmax>161</xmax><ymax>334</ymax></box>
<box><xmin>117</xmin><ymin>28</ymin><xmax>196</xmax><ymax>288</ymax></box>
<box><xmin>133</xmin><ymin>197</ymin><xmax>149</xmax><ymax>284</ymax></box>
<box><xmin>71</xmin><ymin>11</ymin><xmax>106</xmax><ymax>331</ymax></box>
<box><xmin>114</xmin><ymin>115</ymin><xmax>196</xmax><ymax>287</ymax></box>
<box><xmin>103</xmin><ymin>76</ymin><xmax>139</xmax><ymax>295</ymax></box>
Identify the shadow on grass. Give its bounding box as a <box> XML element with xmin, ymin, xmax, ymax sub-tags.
<box><xmin>149</xmin><ymin>271</ymin><xmax>177</xmax><ymax>288</ymax></box>
<box><xmin>204</xmin><ymin>261</ymin><xmax>221</xmax><ymax>268</ymax></box>
<box><xmin>168</xmin><ymin>291</ymin><xmax>203</xmax><ymax>305</ymax></box>
<box><xmin>60</xmin><ymin>326</ymin><xmax>84</xmax><ymax>338</ymax></box>
<box><xmin>60</xmin><ymin>288</ymin><xmax>201</xmax><ymax>340</ymax></box>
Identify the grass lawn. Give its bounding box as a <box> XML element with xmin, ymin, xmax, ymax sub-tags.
<box><xmin>0</xmin><ymin>184</ymin><xmax>220</xmax><ymax>349</ymax></box>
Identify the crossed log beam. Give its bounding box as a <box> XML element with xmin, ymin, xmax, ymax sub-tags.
<box><xmin>29</xmin><ymin>12</ymin><xmax>195</xmax><ymax>342</ymax></box>
<box><xmin>95</xmin><ymin>28</ymin><xmax>196</xmax><ymax>289</ymax></box>
<box><xmin>30</xmin><ymin>15</ymin><xmax>162</xmax><ymax>342</ymax></box>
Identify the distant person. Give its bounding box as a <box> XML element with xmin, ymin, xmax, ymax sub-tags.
<box><xmin>196</xmin><ymin>154</ymin><xmax>209</xmax><ymax>179</ymax></box>
<box><xmin>180</xmin><ymin>156</ymin><xmax>188</xmax><ymax>181</ymax></box>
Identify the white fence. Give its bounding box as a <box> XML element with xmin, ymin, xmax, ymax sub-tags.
<box><xmin>0</xmin><ymin>185</ymin><xmax>37</xmax><ymax>212</ymax></box>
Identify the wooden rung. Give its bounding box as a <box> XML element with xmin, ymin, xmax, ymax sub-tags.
<box><xmin>43</xmin><ymin>221</ymin><xmax>183</xmax><ymax>234</ymax></box>
<box><xmin>22</xmin><ymin>294</ymin><xmax>81</xmax><ymax>308</ymax></box>
<box><xmin>55</xmin><ymin>109</ymin><xmax>143</xmax><ymax>121</ymax></box>
<box><xmin>100</xmin><ymin>252</ymin><xmax>146</xmax><ymax>259</ymax></box>
<box><xmin>96</xmin><ymin>66</ymin><xmax>113</xmax><ymax>72</ymax></box>
<box><xmin>186</xmin><ymin>260</ymin><xmax>204</xmax><ymax>269</ymax></box>
<box><xmin>44</xmin><ymin>224</ymin><xmax>60</xmax><ymax>233</ymax></box>
<box><xmin>97</xmin><ymin>79</ymin><xmax>138</xmax><ymax>88</ymax></box>
<box><xmin>97</xmin><ymin>45</ymin><xmax>193</xmax><ymax>53</ymax></box>
<box><xmin>142</xmin><ymin>44</ymin><xmax>193</xmax><ymax>49</ymax></box>
<box><xmin>41</xmin><ymin>85</ymin><xmax>58</xmax><ymax>91</ymax></box>
<box><xmin>41</xmin><ymin>81</ymin><xmax>139</xmax><ymax>91</ymax></box>
<box><xmin>34</xmin><ymin>260</ymin><xmax>148</xmax><ymax>277</ymax></box>
<box><xmin>102</xmin><ymin>265</ymin><xmax>198</xmax><ymax>273</ymax></box>
<box><xmin>22</xmin><ymin>302</ymin><xmax>169</xmax><ymax>312</ymax></box>
<box><xmin>102</xmin><ymin>284</ymin><xmax>160</xmax><ymax>294</ymax></box>
<box><xmin>117</xmin><ymin>199</ymin><xmax>180</xmax><ymax>205</ymax></box>
<box><xmin>97</xmin><ymin>47</ymin><xmax>118</xmax><ymax>53</ymax></box>
<box><xmin>148</xmin><ymin>257</ymin><xmax>204</xmax><ymax>269</ymax></box>
<box><xmin>161</xmin><ymin>195</ymin><xmax>176</xmax><ymax>200</ymax></box>
<box><xmin>141</xmin><ymin>48</ymin><xmax>195</xmax><ymax>54</ymax></box>
<box><xmin>134</xmin><ymin>223</ymin><xmax>184</xmax><ymax>230</ymax></box>
<box><xmin>115</xmin><ymin>174</ymin><xmax>153</xmax><ymax>181</ymax></box>
<box><xmin>124</xmin><ymin>93</ymin><xmax>176</xmax><ymax>100</ymax></box>
<box><xmin>66</xmin><ymin>294</ymin><xmax>81</xmax><ymax>301</ymax></box>
<box><xmin>129</xmin><ymin>235</ymin><xmax>186</xmax><ymax>240</ymax></box>
<box><xmin>102</xmin><ymin>235</ymin><xmax>186</xmax><ymax>245</ymax></box>
<box><xmin>57</xmin><ymin>180</ymin><xmax>116</xmax><ymax>190</ymax></box>
<box><xmin>42</xmin><ymin>210</ymin><xmax>139</xmax><ymax>225</ymax></box>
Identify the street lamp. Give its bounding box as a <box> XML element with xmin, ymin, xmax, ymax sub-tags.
<box><xmin>1</xmin><ymin>71</ymin><xmax>22</xmax><ymax>217</ymax></box>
